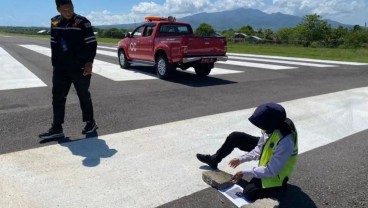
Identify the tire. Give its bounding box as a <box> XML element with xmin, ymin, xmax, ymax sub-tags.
<box><xmin>194</xmin><ymin>63</ymin><xmax>213</xmax><ymax>77</ymax></box>
<box><xmin>118</xmin><ymin>49</ymin><xmax>130</xmax><ymax>69</ymax></box>
<box><xmin>155</xmin><ymin>55</ymin><xmax>174</xmax><ymax>79</ymax></box>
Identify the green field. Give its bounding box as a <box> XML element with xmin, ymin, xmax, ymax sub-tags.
<box><xmin>227</xmin><ymin>43</ymin><xmax>368</xmax><ymax>63</ymax></box>
<box><xmin>2</xmin><ymin>32</ymin><xmax>368</xmax><ymax>63</ymax></box>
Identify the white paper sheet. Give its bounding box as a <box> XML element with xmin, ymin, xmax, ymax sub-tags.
<box><xmin>219</xmin><ymin>184</ymin><xmax>252</xmax><ymax>207</ymax></box>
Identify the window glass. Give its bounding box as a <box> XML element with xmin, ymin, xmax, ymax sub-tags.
<box><xmin>159</xmin><ymin>24</ymin><xmax>191</xmax><ymax>34</ymax></box>
<box><xmin>132</xmin><ymin>26</ymin><xmax>144</xmax><ymax>38</ymax></box>
<box><xmin>144</xmin><ymin>25</ymin><xmax>155</xmax><ymax>37</ymax></box>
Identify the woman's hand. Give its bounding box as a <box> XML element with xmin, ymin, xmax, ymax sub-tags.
<box><xmin>229</xmin><ymin>158</ymin><xmax>241</xmax><ymax>168</ymax></box>
<box><xmin>231</xmin><ymin>171</ymin><xmax>244</xmax><ymax>183</ymax></box>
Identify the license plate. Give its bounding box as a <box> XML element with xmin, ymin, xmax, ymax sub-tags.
<box><xmin>201</xmin><ymin>58</ymin><xmax>215</xmax><ymax>63</ymax></box>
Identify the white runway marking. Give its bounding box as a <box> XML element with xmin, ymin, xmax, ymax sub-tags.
<box><xmin>96</xmin><ymin>49</ymin><xmax>243</xmax><ymax>75</ymax></box>
<box><xmin>227</xmin><ymin>53</ymin><xmax>368</xmax><ymax>66</ymax></box>
<box><xmin>98</xmin><ymin>48</ymin><xmax>367</xmax><ymax>67</ymax></box>
<box><xmin>97</xmin><ymin>49</ymin><xmax>116</xmax><ymax>57</ymax></box>
<box><xmin>20</xmin><ymin>45</ymin><xmax>242</xmax><ymax>80</ymax></box>
<box><xmin>93</xmin><ymin>59</ymin><xmax>157</xmax><ymax>81</ymax></box>
<box><xmin>185</xmin><ymin>67</ymin><xmax>243</xmax><ymax>75</ymax></box>
<box><xmin>1</xmin><ymin>87</ymin><xmax>367</xmax><ymax>207</ymax></box>
<box><xmin>0</xmin><ymin>47</ymin><xmax>46</xmax><ymax>91</ymax></box>
<box><xmin>218</xmin><ymin>60</ymin><xmax>297</xmax><ymax>70</ymax></box>
<box><xmin>229</xmin><ymin>56</ymin><xmax>336</xmax><ymax>68</ymax></box>
<box><xmin>98</xmin><ymin>46</ymin><xmax>117</xmax><ymax>50</ymax></box>
<box><xmin>19</xmin><ymin>45</ymin><xmax>156</xmax><ymax>81</ymax></box>
<box><xmin>99</xmin><ymin>49</ymin><xmax>298</xmax><ymax>70</ymax></box>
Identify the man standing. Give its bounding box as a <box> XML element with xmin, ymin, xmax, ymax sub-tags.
<box><xmin>39</xmin><ymin>0</ymin><xmax>98</xmax><ymax>139</ymax></box>
<box><xmin>196</xmin><ymin>103</ymin><xmax>298</xmax><ymax>201</ymax></box>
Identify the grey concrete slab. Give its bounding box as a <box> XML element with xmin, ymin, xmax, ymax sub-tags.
<box><xmin>202</xmin><ymin>170</ymin><xmax>234</xmax><ymax>189</ymax></box>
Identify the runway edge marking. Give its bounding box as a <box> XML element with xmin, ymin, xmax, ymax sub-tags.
<box><xmin>1</xmin><ymin>87</ymin><xmax>368</xmax><ymax>207</ymax></box>
<box><xmin>0</xmin><ymin>46</ymin><xmax>46</xmax><ymax>91</ymax></box>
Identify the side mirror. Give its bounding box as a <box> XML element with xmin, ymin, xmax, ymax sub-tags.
<box><xmin>125</xmin><ymin>32</ymin><xmax>131</xmax><ymax>38</ymax></box>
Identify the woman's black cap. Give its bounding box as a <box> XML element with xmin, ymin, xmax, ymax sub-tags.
<box><xmin>248</xmin><ymin>103</ymin><xmax>287</xmax><ymax>131</ymax></box>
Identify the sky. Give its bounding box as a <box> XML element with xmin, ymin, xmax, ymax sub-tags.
<box><xmin>0</xmin><ymin>0</ymin><xmax>367</xmax><ymax>27</ymax></box>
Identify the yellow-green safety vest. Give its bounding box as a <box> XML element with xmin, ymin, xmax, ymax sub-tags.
<box><xmin>259</xmin><ymin>127</ymin><xmax>298</xmax><ymax>188</ymax></box>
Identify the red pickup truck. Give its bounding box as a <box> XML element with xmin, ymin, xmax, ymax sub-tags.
<box><xmin>117</xmin><ymin>16</ymin><xmax>228</xmax><ymax>79</ymax></box>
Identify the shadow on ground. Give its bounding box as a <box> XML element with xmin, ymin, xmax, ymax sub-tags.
<box><xmin>129</xmin><ymin>66</ymin><xmax>238</xmax><ymax>87</ymax></box>
<box><xmin>156</xmin><ymin>182</ymin><xmax>316</xmax><ymax>208</ymax></box>
<box><xmin>39</xmin><ymin>132</ymin><xmax>117</xmax><ymax>167</ymax></box>
<box><xmin>268</xmin><ymin>184</ymin><xmax>317</xmax><ymax>208</ymax></box>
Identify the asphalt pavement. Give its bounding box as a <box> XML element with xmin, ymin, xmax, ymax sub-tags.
<box><xmin>1</xmin><ymin>35</ymin><xmax>367</xmax><ymax>208</ymax></box>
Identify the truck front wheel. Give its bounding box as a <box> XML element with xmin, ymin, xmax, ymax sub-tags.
<box><xmin>118</xmin><ymin>49</ymin><xmax>130</xmax><ymax>69</ymax></box>
<box><xmin>156</xmin><ymin>55</ymin><xmax>174</xmax><ymax>79</ymax></box>
<box><xmin>194</xmin><ymin>63</ymin><xmax>213</xmax><ymax>77</ymax></box>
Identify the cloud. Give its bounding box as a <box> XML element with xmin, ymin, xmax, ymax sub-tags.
<box><xmin>86</xmin><ymin>0</ymin><xmax>265</xmax><ymax>25</ymax></box>
<box><xmin>265</xmin><ymin>0</ymin><xmax>366</xmax><ymax>16</ymax></box>
<box><xmin>131</xmin><ymin>0</ymin><xmax>265</xmax><ymax>15</ymax></box>
<box><xmin>86</xmin><ymin>10</ymin><xmax>134</xmax><ymax>26</ymax></box>
<box><xmin>85</xmin><ymin>0</ymin><xmax>367</xmax><ymax>25</ymax></box>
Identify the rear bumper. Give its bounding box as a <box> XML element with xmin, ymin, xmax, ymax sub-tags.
<box><xmin>182</xmin><ymin>55</ymin><xmax>228</xmax><ymax>63</ymax></box>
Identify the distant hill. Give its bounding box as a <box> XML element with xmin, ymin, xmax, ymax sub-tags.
<box><xmin>178</xmin><ymin>8</ymin><xmax>303</xmax><ymax>31</ymax></box>
<box><xmin>96</xmin><ymin>8</ymin><xmax>351</xmax><ymax>31</ymax></box>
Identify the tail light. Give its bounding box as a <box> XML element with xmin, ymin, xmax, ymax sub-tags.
<box><xmin>224</xmin><ymin>39</ymin><xmax>227</xmax><ymax>52</ymax></box>
<box><xmin>181</xmin><ymin>39</ymin><xmax>188</xmax><ymax>54</ymax></box>
<box><xmin>181</xmin><ymin>46</ymin><xmax>188</xmax><ymax>54</ymax></box>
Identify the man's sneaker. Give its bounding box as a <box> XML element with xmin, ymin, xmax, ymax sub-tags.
<box><xmin>82</xmin><ymin>121</ymin><xmax>98</xmax><ymax>134</ymax></box>
<box><xmin>39</xmin><ymin>126</ymin><xmax>64</xmax><ymax>139</ymax></box>
<box><xmin>196</xmin><ymin>154</ymin><xmax>218</xmax><ymax>169</ymax></box>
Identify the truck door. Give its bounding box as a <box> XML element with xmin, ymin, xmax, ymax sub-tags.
<box><xmin>128</xmin><ymin>25</ymin><xmax>145</xmax><ymax>59</ymax></box>
<box><xmin>140</xmin><ymin>24</ymin><xmax>156</xmax><ymax>61</ymax></box>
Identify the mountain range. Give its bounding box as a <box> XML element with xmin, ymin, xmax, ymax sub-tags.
<box><xmin>97</xmin><ymin>8</ymin><xmax>351</xmax><ymax>31</ymax></box>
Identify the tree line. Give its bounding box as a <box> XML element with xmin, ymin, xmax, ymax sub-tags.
<box><xmin>196</xmin><ymin>14</ymin><xmax>368</xmax><ymax>49</ymax></box>
<box><xmin>1</xmin><ymin>14</ymin><xmax>367</xmax><ymax>48</ymax></box>
<box><xmin>0</xmin><ymin>26</ymin><xmax>130</xmax><ymax>39</ymax></box>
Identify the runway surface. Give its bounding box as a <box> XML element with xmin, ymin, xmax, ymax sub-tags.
<box><xmin>1</xmin><ymin>35</ymin><xmax>367</xmax><ymax>208</ymax></box>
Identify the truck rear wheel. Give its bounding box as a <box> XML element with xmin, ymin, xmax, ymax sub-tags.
<box><xmin>118</xmin><ymin>49</ymin><xmax>130</xmax><ymax>69</ymax></box>
<box><xmin>194</xmin><ymin>63</ymin><xmax>213</xmax><ymax>77</ymax></box>
<box><xmin>156</xmin><ymin>55</ymin><xmax>174</xmax><ymax>79</ymax></box>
